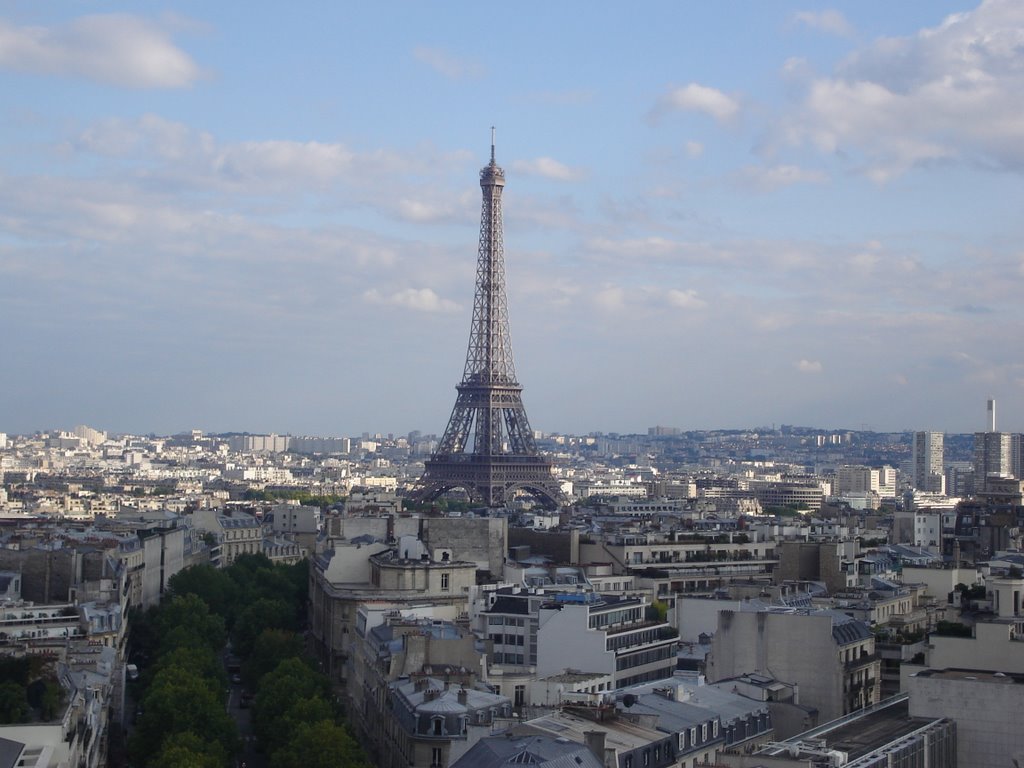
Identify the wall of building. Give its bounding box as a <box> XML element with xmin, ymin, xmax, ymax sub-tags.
<box><xmin>901</xmin><ymin>566</ymin><xmax>971</xmax><ymax>601</ymax></box>
<box><xmin>674</xmin><ymin>597</ymin><xmax>743</xmax><ymax>643</ymax></box>
<box><xmin>708</xmin><ymin>612</ymin><xmax>849</xmax><ymax>722</ymax></box>
<box><xmin>509</xmin><ymin>528</ymin><xmax>579</xmax><ymax>567</ymax></box>
<box><xmin>422</xmin><ymin>517</ymin><xmax>507</xmax><ymax>577</ymax></box>
<box><xmin>0</xmin><ymin>549</ymin><xmax>77</xmax><ymax>603</ymax></box>
<box><xmin>927</xmin><ymin>621</ymin><xmax>1024</xmax><ymax>673</ymax></box>
<box><xmin>536</xmin><ymin>605</ymin><xmax>614</xmax><ymax>680</ymax></box>
<box><xmin>908</xmin><ymin>672</ymin><xmax>1024</xmax><ymax>768</ymax></box>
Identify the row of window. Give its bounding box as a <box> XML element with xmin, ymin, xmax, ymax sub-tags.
<box><xmin>616</xmin><ymin>644</ymin><xmax>675</xmax><ymax>671</ymax></box>
<box><xmin>588</xmin><ymin>606</ymin><xmax>643</xmax><ymax>629</ymax></box>
<box><xmin>490</xmin><ymin>633</ymin><xmax>525</xmax><ymax>646</ymax></box>
<box><xmin>607</xmin><ymin>626</ymin><xmax>672</xmax><ymax>652</ymax></box>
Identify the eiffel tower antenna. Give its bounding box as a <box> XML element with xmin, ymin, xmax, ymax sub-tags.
<box><xmin>412</xmin><ymin>133</ymin><xmax>563</xmax><ymax>509</ymax></box>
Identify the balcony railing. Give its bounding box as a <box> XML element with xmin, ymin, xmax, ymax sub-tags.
<box><xmin>845</xmin><ymin>652</ymin><xmax>880</xmax><ymax>670</ymax></box>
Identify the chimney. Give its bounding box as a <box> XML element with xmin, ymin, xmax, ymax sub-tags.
<box><xmin>583</xmin><ymin>731</ymin><xmax>606</xmax><ymax>762</ymax></box>
<box><xmin>458</xmin><ymin>688</ymin><xmax>468</xmax><ymax>705</ymax></box>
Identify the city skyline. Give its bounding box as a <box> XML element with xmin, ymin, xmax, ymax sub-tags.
<box><xmin>3</xmin><ymin>1</ymin><xmax>1023</xmax><ymax>436</ymax></box>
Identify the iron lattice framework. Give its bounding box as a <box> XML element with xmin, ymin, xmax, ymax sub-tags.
<box><xmin>414</xmin><ymin>140</ymin><xmax>563</xmax><ymax>509</ymax></box>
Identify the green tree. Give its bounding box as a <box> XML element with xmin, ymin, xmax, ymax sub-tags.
<box><xmin>130</xmin><ymin>668</ymin><xmax>237</xmax><ymax>766</ymax></box>
<box><xmin>231</xmin><ymin>598</ymin><xmax>297</xmax><ymax>657</ymax></box>
<box><xmin>269</xmin><ymin>720</ymin><xmax>369</xmax><ymax>768</ymax></box>
<box><xmin>150</xmin><ymin>732</ymin><xmax>228</xmax><ymax>768</ymax></box>
<box><xmin>26</xmin><ymin>677</ymin><xmax>63</xmax><ymax>720</ymax></box>
<box><xmin>242</xmin><ymin>629</ymin><xmax>305</xmax><ymax>689</ymax></box>
<box><xmin>155</xmin><ymin>594</ymin><xmax>227</xmax><ymax>654</ymax></box>
<box><xmin>157</xmin><ymin>646</ymin><xmax>228</xmax><ymax>690</ymax></box>
<box><xmin>278</xmin><ymin>695</ymin><xmax>336</xmax><ymax>737</ymax></box>
<box><xmin>646</xmin><ymin>600</ymin><xmax>669</xmax><ymax>622</ymax></box>
<box><xmin>0</xmin><ymin>681</ymin><xmax>29</xmax><ymax>723</ymax></box>
<box><xmin>167</xmin><ymin>565</ymin><xmax>242</xmax><ymax>627</ymax></box>
<box><xmin>253</xmin><ymin>658</ymin><xmax>330</xmax><ymax>753</ymax></box>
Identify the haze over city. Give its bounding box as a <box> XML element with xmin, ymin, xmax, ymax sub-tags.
<box><xmin>2</xmin><ymin>1</ymin><xmax>1023</xmax><ymax>436</ymax></box>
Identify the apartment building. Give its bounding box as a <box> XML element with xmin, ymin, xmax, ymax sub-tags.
<box><xmin>707</xmin><ymin>607</ymin><xmax>880</xmax><ymax>722</ymax></box>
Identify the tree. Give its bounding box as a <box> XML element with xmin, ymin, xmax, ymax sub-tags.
<box><xmin>270</xmin><ymin>720</ymin><xmax>369</xmax><ymax>768</ymax></box>
<box><xmin>277</xmin><ymin>695</ymin><xmax>336</xmax><ymax>738</ymax></box>
<box><xmin>130</xmin><ymin>668</ymin><xmax>237</xmax><ymax>766</ymax></box>
<box><xmin>0</xmin><ymin>681</ymin><xmax>29</xmax><ymax>724</ymax></box>
<box><xmin>231</xmin><ymin>598</ymin><xmax>297</xmax><ymax>657</ymax></box>
<box><xmin>26</xmin><ymin>677</ymin><xmax>63</xmax><ymax>720</ymax></box>
<box><xmin>242</xmin><ymin>629</ymin><xmax>305</xmax><ymax>689</ymax></box>
<box><xmin>253</xmin><ymin>658</ymin><xmax>330</xmax><ymax>753</ymax></box>
<box><xmin>157</xmin><ymin>646</ymin><xmax>228</xmax><ymax>690</ymax></box>
<box><xmin>155</xmin><ymin>594</ymin><xmax>227</xmax><ymax>654</ymax></box>
<box><xmin>167</xmin><ymin>565</ymin><xmax>242</xmax><ymax>626</ymax></box>
<box><xmin>150</xmin><ymin>732</ymin><xmax>228</xmax><ymax>768</ymax></box>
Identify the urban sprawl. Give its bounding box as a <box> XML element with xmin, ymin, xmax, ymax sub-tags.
<box><xmin>0</xmin><ymin>419</ymin><xmax>1020</xmax><ymax>766</ymax></box>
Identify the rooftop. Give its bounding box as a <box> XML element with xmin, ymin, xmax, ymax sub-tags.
<box><xmin>759</xmin><ymin>696</ymin><xmax>943</xmax><ymax>762</ymax></box>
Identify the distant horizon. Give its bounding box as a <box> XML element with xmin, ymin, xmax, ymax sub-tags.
<box><xmin>3</xmin><ymin>2</ymin><xmax>1023</xmax><ymax>437</ymax></box>
<box><xmin>2</xmin><ymin>420</ymin><xmax>1008</xmax><ymax>440</ymax></box>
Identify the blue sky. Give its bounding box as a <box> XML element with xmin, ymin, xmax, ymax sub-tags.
<box><xmin>2</xmin><ymin>1</ymin><xmax>1023</xmax><ymax>436</ymax></box>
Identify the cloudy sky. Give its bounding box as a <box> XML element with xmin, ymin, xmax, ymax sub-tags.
<box><xmin>2</xmin><ymin>1</ymin><xmax>1023</xmax><ymax>437</ymax></box>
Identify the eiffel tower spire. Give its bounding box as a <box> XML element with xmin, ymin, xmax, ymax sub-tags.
<box><xmin>413</xmin><ymin>134</ymin><xmax>562</xmax><ymax>509</ymax></box>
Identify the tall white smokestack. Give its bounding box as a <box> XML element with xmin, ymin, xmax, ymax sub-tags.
<box><xmin>987</xmin><ymin>398</ymin><xmax>996</xmax><ymax>432</ymax></box>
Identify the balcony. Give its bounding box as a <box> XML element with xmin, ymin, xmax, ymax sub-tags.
<box><xmin>845</xmin><ymin>652</ymin><xmax>879</xmax><ymax>671</ymax></box>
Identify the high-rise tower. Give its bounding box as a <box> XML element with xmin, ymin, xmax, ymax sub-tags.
<box><xmin>912</xmin><ymin>431</ymin><xmax>944</xmax><ymax>493</ymax></box>
<box><xmin>974</xmin><ymin>398</ymin><xmax>1011</xmax><ymax>494</ymax></box>
<box><xmin>413</xmin><ymin>135</ymin><xmax>563</xmax><ymax>509</ymax></box>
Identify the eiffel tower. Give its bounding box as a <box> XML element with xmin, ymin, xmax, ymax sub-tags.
<box><xmin>413</xmin><ymin>134</ymin><xmax>563</xmax><ymax>509</ymax></box>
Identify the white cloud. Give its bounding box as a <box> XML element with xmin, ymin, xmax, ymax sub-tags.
<box><xmin>0</xmin><ymin>14</ymin><xmax>200</xmax><ymax>88</ymax></box>
<box><xmin>412</xmin><ymin>46</ymin><xmax>483</xmax><ymax>79</ymax></box>
<box><xmin>66</xmin><ymin>116</ymin><xmax>480</xmax><ymax>208</ymax></box>
<box><xmin>396</xmin><ymin>198</ymin><xmax>457</xmax><ymax>223</ymax></box>
<box><xmin>796</xmin><ymin>359</ymin><xmax>824</xmax><ymax>374</ymax></box>
<box><xmin>684</xmin><ymin>141</ymin><xmax>704</xmax><ymax>158</ymax></box>
<box><xmin>215</xmin><ymin>140</ymin><xmax>355</xmax><ymax>183</ymax></box>
<box><xmin>785</xmin><ymin>0</ymin><xmax>1024</xmax><ymax>177</ymax></box>
<box><xmin>587</xmin><ymin>236</ymin><xmax>726</xmax><ymax>266</ymax></box>
<box><xmin>364</xmin><ymin>288</ymin><xmax>460</xmax><ymax>313</ymax></box>
<box><xmin>739</xmin><ymin>164</ymin><xmax>828</xmax><ymax>191</ymax></box>
<box><xmin>792</xmin><ymin>9</ymin><xmax>854</xmax><ymax>37</ymax></box>
<box><xmin>510</xmin><ymin>157</ymin><xmax>583</xmax><ymax>181</ymax></box>
<box><xmin>666</xmin><ymin>289</ymin><xmax>707</xmax><ymax>310</ymax></box>
<box><xmin>656</xmin><ymin>83</ymin><xmax>739</xmax><ymax>123</ymax></box>
<box><xmin>594</xmin><ymin>286</ymin><xmax>626</xmax><ymax>312</ymax></box>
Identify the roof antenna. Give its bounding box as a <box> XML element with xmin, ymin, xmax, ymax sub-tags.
<box><xmin>490</xmin><ymin>126</ymin><xmax>496</xmax><ymax>163</ymax></box>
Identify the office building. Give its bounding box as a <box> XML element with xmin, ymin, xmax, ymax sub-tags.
<box><xmin>912</xmin><ymin>431</ymin><xmax>944</xmax><ymax>493</ymax></box>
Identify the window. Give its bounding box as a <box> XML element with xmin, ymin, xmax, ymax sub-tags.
<box><xmin>514</xmin><ymin>685</ymin><xmax>526</xmax><ymax>707</ymax></box>
<box><xmin>431</xmin><ymin>746</ymin><xmax>443</xmax><ymax>767</ymax></box>
<box><xmin>441</xmin><ymin>573</ymin><xmax>450</xmax><ymax>591</ymax></box>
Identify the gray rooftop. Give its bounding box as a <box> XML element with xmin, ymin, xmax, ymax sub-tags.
<box><xmin>451</xmin><ymin>733</ymin><xmax>603</xmax><ymax>768</ymax></box>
